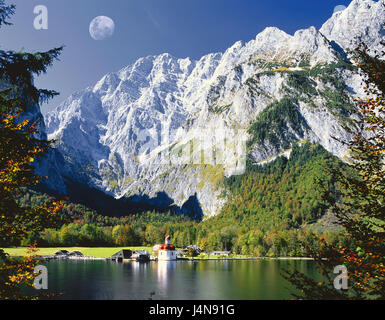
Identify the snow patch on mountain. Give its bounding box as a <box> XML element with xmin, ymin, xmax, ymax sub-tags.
<box><xmin>43</xmin><ymin>0</ymin><xmax>384</xmax><ymax>216</ymax></box>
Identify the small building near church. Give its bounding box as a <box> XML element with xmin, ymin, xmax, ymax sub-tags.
<box><xmin>152</xmin><ymin>244</ymin><xmax>162</xmax><ymax>258</ymax></box>
<box><xmin>210</xmin><ymin>251</ymin><xmax>231</xmax><ymax>257</ymax></box>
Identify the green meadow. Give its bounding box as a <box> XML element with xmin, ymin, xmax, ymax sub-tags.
<box><xmin>2</xmin><ymin>247</ymin><xmax>255</xmax><ymax>260</ymax></box>
<box><xmin>2</xmin><ymin>247</ymin><xmax>153</xmax><ymax>258</ymax></box>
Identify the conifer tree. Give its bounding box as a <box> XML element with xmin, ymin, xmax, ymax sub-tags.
<box><xmin>0</xmin><ymin>0</ymin><xmax>63</xmax><ymax>299</ymax></box>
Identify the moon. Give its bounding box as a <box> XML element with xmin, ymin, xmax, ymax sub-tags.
<box><xmin>89</xmin><ymin>16</ymin><xmax>115</xmax><ymax>40</ymax></box>
<box><xmin>333</xmin><ymin>5</ymin><xmax>347</xmax><ymax>14</ymax></box>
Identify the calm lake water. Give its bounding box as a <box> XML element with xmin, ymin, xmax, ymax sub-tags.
<box><xmin>36</xmin><ymin>259</ymin><xmax>321</xmax><ymax>300</ymax></box>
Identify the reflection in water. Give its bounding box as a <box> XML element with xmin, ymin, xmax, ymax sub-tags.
<box><xmin>36</xmin><ymin>260</ymin><xmax>321</xmax><ymax>300</ymax></box>
<box><xmin>157</xmin><ymin>261</ymin><xmax>176</xmax><ymax>295</ymax></box>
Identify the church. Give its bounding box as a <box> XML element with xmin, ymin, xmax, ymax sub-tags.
<box><xmin>158</xmin><ymin>235</ymin><xmax>177</xmax><ymax>261</ymax></box>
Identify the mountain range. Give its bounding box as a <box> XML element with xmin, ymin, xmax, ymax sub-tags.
<box><xmin>34</xmin><ymin>0</ymin><xmax>385</xmax><ymax>218</ymax></box>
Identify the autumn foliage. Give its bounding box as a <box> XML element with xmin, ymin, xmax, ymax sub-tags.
<box><xmin>285</xmin><ymin>39</ymin><xmax>385</xmax><ymax>299</ymax></box>
<box><xmin>0</xmin><ymin>104</ymin><xmax>63</xmax><ymax>300</ymax></box>
<box><xmin>0</xmin><ymin>0</ymin><xmax>63</xmax><ymax>299</ymax></box>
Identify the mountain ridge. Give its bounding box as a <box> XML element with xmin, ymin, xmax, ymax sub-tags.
<box><xmin>38</xmin><ymin>0</ymin><xmax>385</xmax><ymax>217</ymax></box>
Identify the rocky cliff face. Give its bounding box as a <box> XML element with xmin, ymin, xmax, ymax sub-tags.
<box><xmin>321</xmin><ymin>0</ymin><xmax>385</xmax><ymax>53</ymax></box>
<box><xmin>42</xmin><ymin>0</ymin><xmax>385</xmax><ymax>217</ymax></box>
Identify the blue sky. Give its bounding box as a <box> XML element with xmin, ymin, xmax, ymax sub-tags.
<box><xmin>0</xmin><ymin>0</ymin><xmax>352</xmax><ymax>113</ymax></box>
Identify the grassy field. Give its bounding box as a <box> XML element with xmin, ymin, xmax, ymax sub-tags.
<box><xmin>2</xmin><ymin>248</ymin><xmax>256</xmax><ymax>260</ymax></box>
<box><xmin>1</xmin><ymin>247</ymin><xmax>153</xmax><ymax>258</ymax></box>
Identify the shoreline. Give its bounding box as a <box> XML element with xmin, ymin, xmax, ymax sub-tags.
<box><xmin>185</xmin><ymin>257</ymin><xmax>314</xmax><ymax>261</ymax></box>
<box><xmin>1</xmin><ymin>247</ymin><xmax>314</xmax><ymax>261</ymax></box>
<box><xmin>36</xmin><ymin>257</ymin><xmax>314</xmax><ymax>262</ymax></box>
<box><xmin>32</xmin><ymin>256</ymin><xmax>315</xmax><ymax>262</ymax></box>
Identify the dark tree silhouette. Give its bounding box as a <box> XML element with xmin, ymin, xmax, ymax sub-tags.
<box><xmin>0</xmin><ymin>0</ymin><xmax>63</xmax><ymax>299</ymax></box>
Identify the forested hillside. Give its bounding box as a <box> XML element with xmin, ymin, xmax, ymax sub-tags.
<box><xmin>15</xmin><ymin>143</ymin><xmax>352</xmax><ymax>257</ymax></box>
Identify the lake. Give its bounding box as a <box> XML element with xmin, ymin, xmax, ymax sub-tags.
<box><xmin>35</xmin><ymin>259</ymin><xmax>321</xmax><ymax>300</ymax></box>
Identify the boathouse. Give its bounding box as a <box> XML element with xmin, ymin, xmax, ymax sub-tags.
<box><xmin>55</xmin><ymin>250</ymin><xmax>69</xmax><ymax>256</ymax></box>
<box><xmin>110</xmin><ymin>249</ymin><xmax>132</xmax><ymax>262</ymax></box>
<box><xmin>131</xmin><ymin>250</ymin><xmax>150</xmax><ymax>262</ymax></box>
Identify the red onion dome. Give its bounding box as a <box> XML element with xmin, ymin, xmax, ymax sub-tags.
<box><xmin>159</xmin><ymin>244</ymin><xmax>175</xmax><ymax>250</ymax></box>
